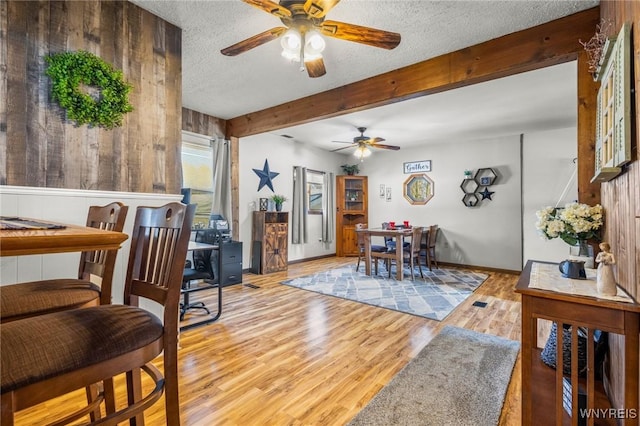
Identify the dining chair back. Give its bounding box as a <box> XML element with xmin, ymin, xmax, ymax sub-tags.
<box><xmin>0</xmin><ymin>202</ymin><xmax>129</xmax><ymax>323</ymax></box>
<box><xmin>403</xmin><ymin>226</ymin><xmax>425</xmax><ymax>280</ymax></box>
<box><xmin>355</xmin><ymin>223</ymin><xmax>386</xmax><ymax>273</ymax></box>
<box><xmin>1</xmin><ymin>202</ymin><xmax>194</xmax><ymax>426</ymax></box>
<box><xmin>425</xmin><ymin>224</ymin><xmax>439</xmax><ymax>271</ymax></box>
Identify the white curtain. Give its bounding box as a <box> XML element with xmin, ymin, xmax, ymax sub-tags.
<box><xmin>292</xmin><ymin>166</ymin><xmax>308</xmax><ymax>244</ymax></box>
<box><xmin>322</xmin><ymin>172</ymin><xmax>334</xmax><ymax>243</ymax></box>
<box><xmin>211</xmin><ymin>138</ymin><xmax>232</xmax><ymax>223</ymax></box>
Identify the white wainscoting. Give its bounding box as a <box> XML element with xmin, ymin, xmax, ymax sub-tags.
<box><xmin>0</xmin><ymin>186</ymin><xmax>182</xmax><ymax>308</ymax></box>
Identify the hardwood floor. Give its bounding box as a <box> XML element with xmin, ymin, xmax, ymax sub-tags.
<box><xmin>14</xmin><ymin>257</ymin><xmax>523</xmax><ymax>425</ymax></box>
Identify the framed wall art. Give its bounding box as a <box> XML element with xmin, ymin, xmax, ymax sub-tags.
<box><xmin>403</xmin><ymin>173</ymin><xmax>434</xmax><ymax>205</ymax></box>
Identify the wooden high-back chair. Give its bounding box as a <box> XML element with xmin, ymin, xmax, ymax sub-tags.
<box><xmin>0</xmin><ymin>202</ymin><xmax>129</xmax><ymax>323</ymax></box>
<box><xmin>403</xmin><ymin>226</ymin><xmax>425</xmax><ymax>280</ymax></box>
<box><xmin>1</xmin><ymin>202</ymin><xmax>194</xmax><ymax>426</ymax></box>
<box><xmin>425</xmin><ymin>224</ymin><xmax>439</xmax><ymax>271</ymax></box>
<box><xmin>354</xmin><ymin>223</ymin><xmax>387</xmax><ymax>273</ymax></box>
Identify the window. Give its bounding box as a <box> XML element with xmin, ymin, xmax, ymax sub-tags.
<box><xmin>307</xmin><ymin>170</ymin><xmax>324</xmax><ymax>215</ymax></box>
<box><xmin>181</xmin><ymin>131</ymin><xmax>214</xmax><ymax>227</ymax></box>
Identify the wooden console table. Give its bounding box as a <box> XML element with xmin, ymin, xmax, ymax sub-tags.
<box><xmin>516</xmin><ymin>260</ymin><xmax>640</xmax><ymax>425</ymax></box>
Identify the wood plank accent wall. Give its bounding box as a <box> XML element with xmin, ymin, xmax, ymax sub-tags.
<box><xmin>0</xmin><ymin>0</ymin><xmax>182</xmax><ymax>194</ymax></box>
<box><xmin>599</xmin><ymin>1</ymin><xmax>640</xmax><ymax>412</ymax></box>
<box><xmin>181</xmin><ymin>107</ymin><xmax>239</xmax><ymax>240</ymax></box>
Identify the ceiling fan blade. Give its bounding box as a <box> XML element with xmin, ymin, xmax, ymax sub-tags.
<box><xmin>305</xmin><ymin>57</ymin><xmax>326</xmax><ymax>78</ymax></box>
<box><xmin>320</xmin><ymin>20</ymin><xmax>401</xmax><ymax>50</ymax></box>
<box><xmin>242</xmin><ymin>0</ymin><xmax>292</xmax><ymax>18</ymax></box>
<box><xmin>330</xmin><ymin>145</ymin><xmax>356</xmax><ymax>152</ymax></box>
<box><xmin>371</xmin><ymin>143</ymin><xmax>400</xmax><ymax>151</ymax></box>
<box><xmin>303</xmin><ymin>0</ymin><xmax>340</xmax><ymax>18</ymax></box>
<box><xmin>221</xmin><ymin>27</ymin><xmax>287</xmax><ymax>56</ymax></box>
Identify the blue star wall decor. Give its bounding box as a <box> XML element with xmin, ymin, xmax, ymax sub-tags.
<box><xmin>253</xmin><ymin>159</ymin><xmax>279</xmax><ymax>192</ymax></box>
<box><xmin>479</xmin><ymin>187</ymin><xmax>495</xmax><ymax>200</ymax></box>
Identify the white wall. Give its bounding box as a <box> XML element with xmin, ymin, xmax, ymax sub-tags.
<box><xmin>522</xmin><ymin>127</ymin><xmax>578</xmax><ymax>264</ymax></box>
<box><xmin>238</xmin><ymin>134</ymin><xmax>343</xmax><ymax>268</ymax></box>
<box><xmin>362</xmin><ymin>135</ymin><xmax>523</xmax><ymax>271</ymax></box>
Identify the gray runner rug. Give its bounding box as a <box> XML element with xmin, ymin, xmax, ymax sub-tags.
<box><xmin>281</xmin><ymin>265</ymin><xmax>487</xmax><ymax>321</ymax></box>
<box><xmin>348</xmin><ymin>326</ymin><xmax>520</xmax><ymax>426</ymax></box>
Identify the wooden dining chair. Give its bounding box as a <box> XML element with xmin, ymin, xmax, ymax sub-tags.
<box><xmin>384</xmin><ymin>226</ymin><xmax>424</xmax><ymax>280</ymax></box>
<box><xmin>424</xmin><ymin>224</ymin><xmax>439</xmax><ymax>271</ymax></box>
<box><xmin>0</xmin><ymin>202</ymin><xmax>129</xmax><ymax>323</ymax></box>
<box><xmin>355</xmin><ymin>223</ymin><xmax>387</xmax><ymax>273</ymax></box>
<box><xmin>1</xmin><ymin>202</ymin><xmax>194</xmax><ymax>426</ymax></box>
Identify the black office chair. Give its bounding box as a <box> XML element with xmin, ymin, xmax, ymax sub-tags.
<box><xmin>180</xmin><ymin>230</ymin><xmax>216</xmax><ymax>320</ymax></box>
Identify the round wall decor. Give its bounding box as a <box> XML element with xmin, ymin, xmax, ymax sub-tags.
<box><xmin>45</xmin><ymin>50</ymin><xmax>133</xmax><ymax>129</ymax></box>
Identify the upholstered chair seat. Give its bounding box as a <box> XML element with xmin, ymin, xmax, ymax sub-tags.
<box><xmin>0</xmin><ymin>280</ymin><xmax>101</xmax><ymax>322</ymax></box>
<box><xmin>1</xmin><ymin>305</ymin><xmax>162</xmax><ymax>393</ymax></box>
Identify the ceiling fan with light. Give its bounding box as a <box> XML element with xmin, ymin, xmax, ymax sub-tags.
<box><xmin>220</xmin><ymin>0</ymin><xmax>401</xmax><ymax>78</ymax></box>
<box><xmin>331</xmin><ymin>127</ymin><xmax>400</xmax><ymax>161</ymax></box>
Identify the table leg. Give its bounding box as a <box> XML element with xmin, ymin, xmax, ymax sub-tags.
<box><xmin>395</xmin><ymin>236</ymin><xmax>403</xmax><ymax>281</ymax></box>
<box><xmin>521</xmin><ymin>296</ymin><xmax>533</xmax><ymax>426</ymax></box>
<box><xmin>364</xmin><ymin>233</ymin><xmax>372</xmax><ymax>276</ymax></box>
<box><xmin>623</xmin><ymin>311</ymin><xmax>639</xmax><ymax>425</ymax></box>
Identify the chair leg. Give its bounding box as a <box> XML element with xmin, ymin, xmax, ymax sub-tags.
<box><xmin>356</xmin><ymin>255</ymin><xmax>361</xmax><ymax>272</ymax></box>
<box><xmin>431</xmin><ymin>249</ymin><xmax>438</xmax><ymax>269</ymax></box>
<box><xmin>416</xmin><ymin>256</ymin><xmax>424</xmax><ymax>278</ymax></box>
<box><xmin>86</xmin><ymin>384</ymin><xmax>102</xmax><ymax>421</ymax></box>
<box><xmin>127</xmin><ymin>368</ymin><xmax>145</xmax><ymax>425</ymax></box>
<box><xmin>410</xmin><ymin>259</ymin><xmax>415</xmax><ymax>280</ymax></box>
<box><xmin>164</xmin><ymin>342</ymin><xmax>181</xmax><ymax>425</ymax></box>
<box><xmin>103</xmin><ymin>377</ymin><xmax>117</xmax><ymax>414</ymax></box>
<box><xmin>1</xmin><ymin>393</ymin><xmax>15</xmax><ymax>426</ymax></box>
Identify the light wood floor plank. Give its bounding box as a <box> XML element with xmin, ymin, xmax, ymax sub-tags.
<box><xmin>13</xmin><ymin>257</ymin><xmax>522</xmax><ymax>425</ymax></box>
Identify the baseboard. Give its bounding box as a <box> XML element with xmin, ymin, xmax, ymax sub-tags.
<box><xmin>288</xmin><ymin>253</ymin><xmax>336</xmax><ymax>265</ymax></box>
<box><xmin>437</xmin><ymin>261</ymin><xmax>520</xmax><ymax>275</ymax></box>
<box><xmin>268</xmin><ymin>255</ymin><xmax>521</xmax><ymax>276</ymax></box>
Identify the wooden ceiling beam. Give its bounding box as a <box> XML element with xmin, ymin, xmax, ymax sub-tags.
<box><xmin>226</xmin><ymin>7</ymin><xmax>600</xmax><ymax>138</ymax></box>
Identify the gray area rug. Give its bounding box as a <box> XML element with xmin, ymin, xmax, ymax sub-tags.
<box><xmin>281</xmin><ymin>265</ymin><xmax>488</xmax><ymax>321</ymax></box>
<box><xmin>348</xmin><ymin>326</ymin><xmax>520</xmax><ymax>426</ymax></box>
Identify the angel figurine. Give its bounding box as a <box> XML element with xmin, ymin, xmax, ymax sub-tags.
<box><xmin>595</xmin><ymin>242</ymin><xmax>617</xmax><ymax>296</ymax></box>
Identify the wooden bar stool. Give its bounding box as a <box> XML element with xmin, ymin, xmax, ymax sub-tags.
<box><xmin>1</xmin><ymin>202</ymin><xmax>194</xmax><ymax>426</ymax></box>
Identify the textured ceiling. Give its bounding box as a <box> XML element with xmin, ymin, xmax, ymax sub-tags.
<box><xmin>130</xmin><ymin>0</ymin><xmax>597</xmax><ymax>152</ymax></box>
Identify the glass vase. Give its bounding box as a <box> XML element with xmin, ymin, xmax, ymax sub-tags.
<box><xmin>568</xmin><ymin>240</ymin><xmax>594</xmax><ymax>269</ymax></box>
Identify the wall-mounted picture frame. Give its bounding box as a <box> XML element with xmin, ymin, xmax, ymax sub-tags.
<box><xmin>385</xmin><ymin>187</ymin><xmax>392</xmax><ymax>202</ymax></box>
<box><xmin>403</xmin><ymin>173</ymin><xmax>434</xmax><ymax>205</ymax></box>
<box><xmin>379</xmin><ymin>184</ymin><xmax>385</xmax><ymax>198</ymax></box>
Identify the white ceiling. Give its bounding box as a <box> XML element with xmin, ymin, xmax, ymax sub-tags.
<box><xmin>130</xmin><ymin>0</ymin><xmax>596</xmax><ymax>153</ymax></box>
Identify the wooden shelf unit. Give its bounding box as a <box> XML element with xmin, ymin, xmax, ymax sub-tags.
<box><xmin>251</xmin><ymin>211</ymin><xmax>288</xmax><ymax>274</ymax></box>
<box><xmin>336</xmin><ymin>175</ymin><xmax>368</xmax><ymax>257</ymax></box>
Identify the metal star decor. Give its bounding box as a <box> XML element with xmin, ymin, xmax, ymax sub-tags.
<box><xmin>253</xmin><ymin>159</ymin><xmax>279</xmax><ymax>192</ymax></box>
<box><xmin>479</xmin><ymin>187</ymin><xmax>495</xmax><ymax>200</ymax></box>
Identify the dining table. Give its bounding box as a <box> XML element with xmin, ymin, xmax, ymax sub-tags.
<box><xmin>0</xmin><ymin>216</ymin><xmax>128</xmax><ymax>257</ymax></box>
<box><xmin>356</xmin><ymin>226</ymin><xmax>418</xmax><ymax>281</ymax></box>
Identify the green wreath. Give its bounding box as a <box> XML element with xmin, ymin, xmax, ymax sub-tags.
<box><xmin>45</xmin><ymin>51</ymin><xmax>133</xmax><ymax>129</ymax></box>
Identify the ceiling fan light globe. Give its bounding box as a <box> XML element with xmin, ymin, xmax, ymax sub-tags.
<box><xmin>304</xmin><ymin>30</ymin><xmax>326</xmax><ymax>56</ymax></box>
<box><xmin>281</xmin><ymin>50</ymin><xmax>301</xmax><ymax>62</ymax></box>
<box><xmin>281</xmin><ymin>28</ymin><xmax>301</xmax><ymax>49</ymax></box>
<box><xmin>353</xmin><ymin>146</ymin><xmax>372</xmax><ymax>161</ymax></box>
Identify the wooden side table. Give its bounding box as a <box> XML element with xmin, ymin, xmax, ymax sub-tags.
<box><xmin>516</xmin><ymin>260</ymin><xmax>640</xmax><ymax>425</ymax></box>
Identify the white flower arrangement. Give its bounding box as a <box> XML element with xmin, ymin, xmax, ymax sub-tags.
<box><xmin>535</xmin><ymin>202</ymin><xmax>603</xmax><ymax>246</ymax></box>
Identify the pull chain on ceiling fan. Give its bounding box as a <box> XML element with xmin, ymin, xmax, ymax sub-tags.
<box><xmin>220</xmin><ymin>0</ymin><xmax>401</xmax><ymax>78</ymax></box>
<box><xmin>331</xmin><ymin>126</ymin><xmax>400</xmax><ymax>161</ymax></box>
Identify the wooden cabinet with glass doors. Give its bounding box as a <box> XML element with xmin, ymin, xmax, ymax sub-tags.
<box><xmin>336</xmin><ymin>175</ymin><xmax>368</xmax><ymax>256</ymax></box>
